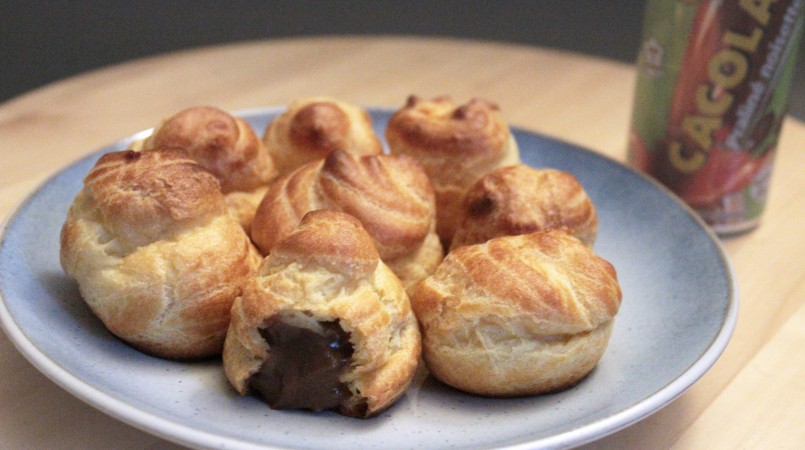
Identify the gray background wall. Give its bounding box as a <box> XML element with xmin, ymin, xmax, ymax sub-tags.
<box><xmin>2</xmin><ymin>1</ymin><xmax>803</xmax><ymax>119</ymax></box>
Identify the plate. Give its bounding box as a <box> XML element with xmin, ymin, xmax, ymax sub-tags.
<box><xmin>0</xmin><ymin>107</ymin><xmax>737</xmax><ymax>449</ymax></box>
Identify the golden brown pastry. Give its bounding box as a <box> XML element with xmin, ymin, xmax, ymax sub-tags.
<box><xmin>450</xmin><ymin>164</ymin><xmax>598</xmax><ymax>250</ymax></box>
<box><xmin>411</xmin><ymin>229</ymin><xmax>621</xmax><ymax>397</ymax></box>
<box><xmin>262</xmin><ymin>97</ymin><xmax>383</xmax><ymax>175</ymax></box>
<box><xmin>385</xmin><ymin>95</ymin><xmax>521</xmax><ymax>244</ymax></box>
<box><xmin>133</xmin><ymin>106</ymin><xmax>278</xmax><ymax>234</ymax></box>
<box><xmin>250</xmin><ymin>149</ymin><xmax>443</xmax><ymax>295</ymax></box>
<box><xmin>223</xmin><ymin>210</ymin><xmax>421</xmax><ymax>417</ymax></box>
<box><xmin>59</xmin><ymin>149</ymin><xmax>261</xmax><ymax>359</ymax></box>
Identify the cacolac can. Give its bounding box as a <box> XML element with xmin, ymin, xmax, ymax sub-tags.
<box><xmin>628</xmin><ymin>0</ymin><xmax>804</xmax><ymax>235</ymax></box>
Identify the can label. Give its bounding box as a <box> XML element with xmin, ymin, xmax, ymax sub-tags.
<box><xmin>628</xmin><ymin>0</ymin><xmax>804</xmax><ymax>234</ymax></box>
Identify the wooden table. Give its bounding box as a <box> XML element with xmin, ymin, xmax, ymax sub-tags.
<box><xmin>1</xmin><ymin>37</ymin><xmax>803</xmax><ymax>449</ymax></box>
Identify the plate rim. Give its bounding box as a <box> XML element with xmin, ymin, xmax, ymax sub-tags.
<box><xmin>0</xmin><ymin>106</ymin><xmax>739</xmax><ymax>450</ymax></box>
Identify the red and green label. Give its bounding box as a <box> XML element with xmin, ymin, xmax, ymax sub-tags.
<box><xmin>629</xmin><ymin>0</ymin><xmax>804</xmax><ymax>233</ymax></box>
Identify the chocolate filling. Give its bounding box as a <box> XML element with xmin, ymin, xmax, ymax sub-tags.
<box><xmin>249</xmin><ymin>317</ymin><xmax>354</xmax><ymax>412</ymax></box>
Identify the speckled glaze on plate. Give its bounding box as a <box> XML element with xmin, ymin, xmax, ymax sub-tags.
<box><xmin>0</xmin><ymin>108</ymin><xmax>737</xmax><ymax>450</ymax></box>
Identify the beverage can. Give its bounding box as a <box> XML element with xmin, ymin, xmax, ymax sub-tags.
<box><xmin>628</xmin><ymin>0</ymin><xmax>804</xmax><ymax>235</ymax></box>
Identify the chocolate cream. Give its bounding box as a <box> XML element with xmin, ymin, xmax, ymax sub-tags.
<box><xmin>249</xmin><ymin>318</ymin><xmax>354</xmax><ymax>412</ymax></box>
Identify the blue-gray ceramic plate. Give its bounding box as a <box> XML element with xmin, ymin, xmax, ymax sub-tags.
<box><xmin>0</xmin><ymin>108</ymin><xmax>737</xmax><ymax>449</ymax></box>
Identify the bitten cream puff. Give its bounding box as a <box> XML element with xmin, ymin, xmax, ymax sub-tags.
<box><xmin>224</xmin><ymin>210</ymin><xmax>421</xmax><ymax>417</ymax></box>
